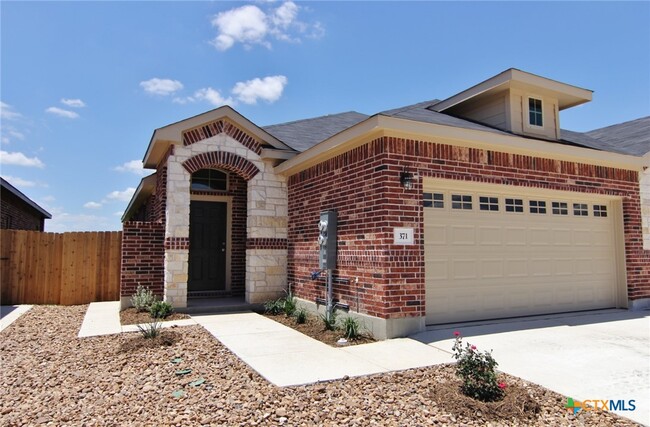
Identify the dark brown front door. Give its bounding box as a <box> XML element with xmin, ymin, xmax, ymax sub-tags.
<box><xmin>189</xmin><ymin>201</ymin><xmax>227</xmax><ymax>292</ymax></box>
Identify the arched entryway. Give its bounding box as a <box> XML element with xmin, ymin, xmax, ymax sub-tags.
<box><xmin>182</xmin><ymin>153</ymin><xmax>259</xmax><ymax>299</ymax></box>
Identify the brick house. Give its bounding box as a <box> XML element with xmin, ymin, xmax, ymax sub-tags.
<box><xmin>1</xmin><ymin>177</ymin><xmax>51</xmax><ymax>231</ymax></box>
<box><xmin>122</xmin><ymin>69</ymin><xmax>649</xmax><ymax>339</ymax></box>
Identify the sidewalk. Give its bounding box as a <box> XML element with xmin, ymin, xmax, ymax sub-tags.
<box><xmin>78</xmin><ymin>302</ymin><xmax>453</xmax><ymax>386</ymax></box>
<box><xmin>0</xmin><ymin>305</ymin><xmax>33</xmax><ymax>333</ymax></box>
<box><xmin>193</xmin><ymin>312</ymin><xmax>452</xmax><ymax>386</ymax></box>
<box><xmin>77</xmin><ymin>301</ymin><xmax>197</xmax><ymax>338</ymax></box>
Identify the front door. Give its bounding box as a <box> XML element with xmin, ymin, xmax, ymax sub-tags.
<box><xmin>188</xmin><ymin>201</ymin><xmax>227</xmax><ymax>292</ymax></box>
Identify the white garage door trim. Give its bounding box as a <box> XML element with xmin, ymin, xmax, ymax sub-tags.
<box><xmin>423</xmin><ymin>178</ymin><xmax>626</xmax><ymax>325</ymax></box>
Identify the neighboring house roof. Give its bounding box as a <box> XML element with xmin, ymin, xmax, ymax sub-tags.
<box><xmin>585</xmin><ymin>116</ymin><xmax>650</xmax><ymax>156</ymax></box>
<box><xmin>263</xmin><ymin>111</ymin><xmax>369</xmax><ymax>152</ymax></box>
<box><xmin>0</xmin><ymin>177</ymin><xmax>52</xmax><ymax>219</ymax></box>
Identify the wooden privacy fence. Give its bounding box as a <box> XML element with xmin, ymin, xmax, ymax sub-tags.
<box><xmin>1</xmin><ymin>230</ymin><xmax>122</xmax><ymax>305</ymax></box>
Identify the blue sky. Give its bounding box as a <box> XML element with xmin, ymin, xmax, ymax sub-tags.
<box><xmin>1</xmin><ymin>1</ymin><xmax>649</xmax><ymax>232</ymax></box>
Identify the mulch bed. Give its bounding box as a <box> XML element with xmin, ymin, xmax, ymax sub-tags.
<box><xmin>263</xmin><ymin>312</ymin><xmax>375</xmax><ymax>346</ymax></box>
<box><xmin>119</xmin><ymin>307</ymin><xmax>191</xmax><ymax>325</ymax></box>
<box><xmin>0</xmin><ymin>305</ymin><xmax>641</xmax><ymax>426</ymax></box>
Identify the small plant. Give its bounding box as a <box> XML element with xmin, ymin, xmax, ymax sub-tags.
<box><xmin>264</xmin><ymin>298</ymin><xmax>285</xmax><ymax>315</ymax></box>
<box><xmin>452</xmin><ymin>331</ymin><xmax>505</xmax><ymax>402</ymax></box>
<box><xmin>131</xmin><ymin>285</ymin><xmax>157</xmax><ymax>312</ymax></box>
<box><xmin>320</xmin><ymin>309</ymin><xmax>338</xmax><ymax>331</ymax></box>
<box><xmin>149</xmin><ymin>301</ymin><xmax>173</xmax><ymax>319</ymax></box>
<box><xmin>283</xmin><ymin>291</ymin><xmax>297</xmax><ymax>316</ymax></box>
<box><xmin>294</xmin><ymin>307</ymin><xmax>308</xmax><ymax>324</ymax></box>
<box><xmin>137</xmin><ymin>321</ymin><xmax>162</xmax><ymax>339</ymax></box>
<box><xmin>340</xmin><ymin>316</ymin><xmax>361</xmax><ymax>340</ymax></box>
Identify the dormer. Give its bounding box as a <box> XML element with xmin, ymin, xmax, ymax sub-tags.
<box><xmin>430</xmin><ymin>68</ymin><xmax>593</xmax><ymax>141</ymax></box>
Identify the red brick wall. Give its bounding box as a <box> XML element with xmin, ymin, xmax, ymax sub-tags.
<box><xmin>288</xmin><ymin>136</ymin><xmax>649</xmax><ymax>320</ymax></box>
<box><xmin>120</xmin><ymin>221</ymin><xmax>165</xmax><ymax>298</ymax></box>
<box><xmin>0</xmin><ymin>189</ymin><xmax>46</xmax><ymax>231</ymax></box>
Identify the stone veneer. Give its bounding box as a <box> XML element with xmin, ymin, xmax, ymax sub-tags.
<box><xmin>163</xmin><ymin>127</ymin><xmax>288</xmax><ymax>307</ymax></box>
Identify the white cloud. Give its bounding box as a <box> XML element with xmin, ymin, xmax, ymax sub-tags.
<box><xmin>42</xmin><ymin>195</ymin><xmax>56</xmax><ymax>202</ymax></box>
<box><xmin>84</xmin><ymin>201</ymin><xmax>103</xmax><ymax>209</ymax></box>
<box><xmin>114</xmin><ymin>159</ymin><xmax>146</xmax><ymax>176</ymax></box>
<box><xmin>1</xmin><ymin>125</ymin><xmax>26</xmax><ymax>145</ymax></box>
<box><xmin>1</xmin><ymin>102</ymin><xmax>22</xmax><ymax>121</ymax></box>
<box><xmin>211</xmin><ymin>5</ymin><xmax>269</xmax><ymax>51</ymax></box>
<box><xmin>0</xmin><ymin>150</ymin><xmax>45</xmax><ymax>168</ymax></box>
<box><xmin>232</xmin><ymin>75</ymin><xmax>287</xmax><ymax>104</ymax></box>
<box><xmin>61</xmin><ymin>98</ymin><xmax>86</xmax><ymax>108</ymax></box>
<box><xmin>44</xmin><ymin>210</ymin><xmax>119</xmax><ymax>232</ymax></box>
<box><xmin>45</xmin><ymin>107</ymin><xmax>79</xmax><ymax>119</ymax></box>
<box><xmin>193</xmin><ymin>87</ymin><xmax>233</xmax><ymax>106</ymax></box>
<box><xmin>106</xmin><ymin>187</ymin><xmax>136</xmax><ymax>202</ymax></box>
<box><xmin>174</xmin><ymin>87</ymin><xmax>233</xmax><ymax>107</ymax></box>
<box><xmin>210</xmin><ymin>1</ymin><xmax>322</xmax><ymax>51</ymax></box>
<box><xmin>1</xmin><ymin>175</ymin><xmax>36</xmax><ymax>188</ymax></box>
<box><xmin>140</xmin><ymin>78</ymin><xmax>184</xmax><ymax>96</ymax></box>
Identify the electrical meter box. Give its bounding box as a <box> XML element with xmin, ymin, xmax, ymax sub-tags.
<box><xmin>318</xmin><ymin>210</ymin><xmax>337</xmax><ymax>270</ymax></box>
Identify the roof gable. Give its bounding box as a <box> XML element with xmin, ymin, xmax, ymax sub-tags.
<box><xmin>143</xmin><ymin>106</ymin><xmax>294</xmax><ymax>168</ymax></box>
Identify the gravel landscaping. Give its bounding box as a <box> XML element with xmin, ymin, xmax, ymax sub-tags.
<box><xmin>263</xmin><ymin>313</ymin><xmax>375</xmax><ymax>346</ymax></box>
<box><xmin>0</xmin><ymin>305</ymin><xmax>640</xmax><ymax>426</ymax></box>
<box><xmin>120</xmin><ymin>307</ymin><xmax>191</xmax><ymax>326</ymax></box>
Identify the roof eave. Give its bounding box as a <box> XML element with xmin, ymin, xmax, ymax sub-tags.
<box><xmin>121</xmin><ymin>173</ymin><xmax>157</xmax><ymax>222</ymax></box>
<box><xmin>275</xmin><ymin>115</ymin><xmax>644</xmax><ymax>177</ymax></box>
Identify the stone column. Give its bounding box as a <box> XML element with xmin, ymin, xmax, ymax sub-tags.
<box><xmin>163</xmin><ymin>161</ymin><xmax>191</xmax><ymax>308</ymax></box>
<box><xmin>245</xmin><ymin>163</ymin><xmax>289</xmax><ymax>303</ymax></box>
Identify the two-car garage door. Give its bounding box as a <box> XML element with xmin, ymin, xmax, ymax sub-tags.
<box><xmin>424</xmin><ymin>179</ymin><xmax>621</xmax><ymax>324</ymax></box>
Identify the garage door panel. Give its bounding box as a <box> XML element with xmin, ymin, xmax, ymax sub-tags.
<box><xmin>478</xmin><ymin>227</ymin><xmax>503</xmax><ymax>245</ymax></box>
<box><xmin>505</xmin><ymin>259</ymin><xmax>528</xmax><ymax>277</ymax></box>
<box><xmin>505</xmin><ymin>228</ymin><xmax>527</xmax><ymax>245</ymax></box>
<box><xmin>451</xmin><ymin>226</ymin><xmax>476</xmax><ymax>245</ymax></box>
<box><xmin>424</xmin><ymin>182</ymin><xmax>619</xmax><ymax>324</ymax></box>
<box><xmin>553</xmin><ymin>229</ymin><xmax>572</xmax><ymax>245</ymax></box>
<box><xmin>480</xmin><ymin>259</ymin><xmax>503</xmax><ymax>278</ymax></box>
<box><xmin>573</xmin><ymin>229</ymin><xmax>592</xmax><ymax>246</ymax></box>
<box><xmin>529</xmin><ymin>228</ymin><xmax>551</xmax><ymax>245</ymax></box>
<box><xmin>530</xmin><ymin>258</ymin><xmax>553</xmax><ymax>276</ymax></box>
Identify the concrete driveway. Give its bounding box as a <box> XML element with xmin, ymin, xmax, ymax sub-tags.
<box><xmin>410</xmin><ymin>309</ymin><xmax>650</xmax><ymax>426</ymax></box>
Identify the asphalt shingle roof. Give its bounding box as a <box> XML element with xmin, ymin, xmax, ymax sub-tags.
<box><xmin>585</xmin><ymin>116</ymin><xmax>650</xmax><ymax>156</ymax></box>
<box><xmin>261</xmin><ymin>100</ymin><xmax>648</xmax><ymax>157</ymax></box>
<box><xmin>263</xmin><ymin>111</ymin><xmax>368</xmax><ymax>152</ymax></box>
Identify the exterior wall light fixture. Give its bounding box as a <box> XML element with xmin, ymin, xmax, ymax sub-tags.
<box><xmin>400</xmin><ymin>169</ymin><xmax>414</xmax><ymax>190</ymax></box>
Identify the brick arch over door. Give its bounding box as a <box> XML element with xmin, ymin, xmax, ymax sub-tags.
<box><xmin>182</xmin><ymin>151</ymin><xmax>260</xmax><ymax>181</ymax></box>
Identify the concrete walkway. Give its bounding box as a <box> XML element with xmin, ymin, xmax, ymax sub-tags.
<box><xmin>0</xmin><ymin>305</ymin><xmax>33</xmax><ymax>332</ymax></box>
<box><xmin>192</xmin><ymin>312</ymin><xmax>452</xmax><ymax>386</ymax></box>
<box><xmin>77</xmin><ymin>303</ymin><xmax>451</xmax><ymax>386</ymax></box>
<box><xmin>412</xmin><ymin>309</ymin><xmax>650</xmax><ymax>426</ymax></box>
<box><xmin>78</xmin><ymin>301</ymin><xmax>198</xmax><ymax>338</ymax></box>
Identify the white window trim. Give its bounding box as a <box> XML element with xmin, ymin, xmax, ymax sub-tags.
<box><xmin>526</xmin><ymin>95</ymin><xmax>544</xmax><ymax>129</ymax></box>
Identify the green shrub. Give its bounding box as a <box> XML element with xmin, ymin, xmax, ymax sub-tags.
<box><xmin>452</xmin><ymin>332</ymin><xmax>505</xmax><ymax>402</ymax></box>
<box><xmin>137</xmin><ymin>321</ymin><xmax>162</xmax><ymax>339</ymax></box>
<box><xmin>320</xmin><ymin>309</ymin><xmax>338</xmax><ymax>331</ymax></box>
<box><xmin>294</xmin><ymin>307</ymin><xmax>308</xmax><ymax>324</ymax></box>
<box><xmin>341</xmin><ymin>316</ymin><xmax>361</xmax><ymax>340</ymax></box>
<box><xmin>131</xmin><ymin>285</ymin><xmax>157</xmax><ymax>312</ymax></box>
<box><xmin>283</xmin><ymin>291</ymin><xmax>297</xmax><ymax>316</ymax></box>
<box><xmin>264</xmin><ymin>298</ymin><xmax>284</xmax><ymax>315</ymax></box>
<box><xmin>149</xmin><ymin>301</ymin><xmax>173</xmax><ymax>319</ymax></box>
